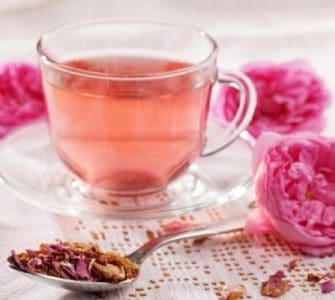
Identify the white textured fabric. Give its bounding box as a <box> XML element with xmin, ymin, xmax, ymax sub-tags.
<box><xmin>1</xmin><ymin>1</ymin><xmax>335</xmax><ymax>299</ymax></box>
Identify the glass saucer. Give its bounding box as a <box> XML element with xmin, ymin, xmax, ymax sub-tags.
<box><xmin>0</xmin><ymin>121</ymin><xmax>254</xmax><ymax>219</ymax></box>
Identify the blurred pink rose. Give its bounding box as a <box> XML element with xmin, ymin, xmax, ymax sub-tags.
<box><xmin>0</xmin><ymin>63</ymin><xmax>45</xmax><ymax>137</ymax></box>
<box><xmin>213</xmin><ymin>60</ymin><xmax>330</xmax><ymax>138</ymax></box>
<box><xmin>246</xmin><ymin>132</ymin><xmax>335</xmax><ymax>256</ymax></box>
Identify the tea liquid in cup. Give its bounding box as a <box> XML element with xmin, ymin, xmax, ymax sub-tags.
<box><xmin>44</xmin><ymin>56</ymin><xmax>213</xmax><ymax>191</ymax></box>
<box><xmin>38</xmin><ymin>20</ymin><xmax>256</xmax><ymax>195</ymax></box>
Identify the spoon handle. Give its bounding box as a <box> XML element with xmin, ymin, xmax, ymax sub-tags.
<box><xmin>127</xmin><ymin>216</ymin><xmax>245</xmax><ymax>264</ymax></box>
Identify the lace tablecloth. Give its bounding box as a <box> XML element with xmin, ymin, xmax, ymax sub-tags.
<box><xmin>1</xmin><ymin>186</ymin><xmax>335</xmax><ymax>300</ymax></box>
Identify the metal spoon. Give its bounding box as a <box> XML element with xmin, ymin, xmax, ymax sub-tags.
<box><xmin>9</xmin><ymin>216</ymin><xmax>245</xmax><ymax>293</ymax></box>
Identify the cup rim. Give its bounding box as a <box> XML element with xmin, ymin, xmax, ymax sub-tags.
<box><xmin>36</xmin><ymin>18</ymin><xmax>218</xmax><ymax>81</ymax></box>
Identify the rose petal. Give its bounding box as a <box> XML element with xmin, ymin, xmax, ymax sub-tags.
<box><xmin>60</xmin><ymin>262</ymin><xmax>77</xmax><ymax>279</ymax></box>
<box><xmin>162</xmin><ymin>221</ymin><xmax>190</xmax><ymax>233</ymax></box>
<box><xmin>252</xmin><ymin>132</ymin><xmax>284</xmax><ymax>172</ymax></box>
<box><xmin>245</xmin><ymin>208</ymin><xmax>275</xmax><ymax>233</ymax></box>
<box><xmin>76</xmin><ymin>258</ymin><xmax>90</xmax><ymax>280</ymax></box>
<box><xmin>321</xmin><ymin>280</ymin><xmax>335</xmax><ymax>294</ymax></box>
<box><xmin>7</xmin><ymin>250</ymin><xmax>23</xmax><ymax>268</ymax></box>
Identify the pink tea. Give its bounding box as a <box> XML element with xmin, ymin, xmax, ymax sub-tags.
<box><xmin>43</xmin><ymin>56</ymin><xmax>213</xmax><ymax>192</ymax></box>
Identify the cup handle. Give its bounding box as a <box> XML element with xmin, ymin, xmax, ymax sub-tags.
<box><xmin>201</xmin><ymin>70</ymin><xmax>257</xmax><ymax>157</ymax></box>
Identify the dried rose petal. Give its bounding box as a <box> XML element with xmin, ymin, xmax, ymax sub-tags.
<box><xmin>93</xmin><ymin>262</ymin><xmax>125</xmax><ymax>282</ymax></box>
<box><xmin>307</xmin><ymin>273</ymin><xmax>325</xmax><ymax>282</ymax></box>
<box><xmin>88</xmin><ymin>258</ymin><xmax>95</xmax><ymax>273</ymax></box>
<box><xmin>321</xmin><ymin>279</ymin><xmax>335</xmax><ymax>294</ymax></box>
<box><xmin>272</xmin><ymin>270</ymin><xmax>285</xmax><ymax>279</ymax></box>
<box><xmin>50</xmin><ymin>243</ymin><xmax>68</xmax><ymax>252</ymax></box>
<box><xmin>60</xmin><ymin>262</ymin><xmax>77</xmax><ymax>279</ymax></box>
<box><xmin>331</xmin><ymin>263</ymin><xmax>335</xmax><ymax>270</ymax></box>
<box><xmin>146</xmin><ymin>230</ymin><xmax>155</xmax><ymax>240</ymax></box>
<box><xmin>248</xmin><ymin>201</ymin><xmax>257</xmax><ymax>209</ymax></box>
<box><xmin>192</xmin><ymin>237</ymin><xmax>209</xmax><ymax>245</ymax></box>
<box><xmin>162</xmin><ymin>220</ymin><xmax>191</xmax><ymax>233</ymax></box>
<box><xmin>75</xmin><ymin>258</ymin><xmax>90</xmax><ymax>280</ymax></box>
<box><xmin>49</xmin><ymin>261</ymin><xmax>60</xmax><ymax>277</ymax></box>
<box><xmin>8</xmin><ymin>250</ymin><xmax>23</xmax><ymax>268</ymax></box>
<box><xmin>27</xmin><ymin>257</ymin><xmax>42</xmax><ymax>270</ymax></box>
<box><xmin>287</xmin><ymin>259</ymin><xmax>298</xmax><ymax>272</ymax></box>
<box><xmin>7</xmin><ymin>242</ymin><xmax>138</xmax><ymax>283</ymax></box>
<box><xmin>260</xmin><ymin>271</ymin><xmax>292</xmax><ymax>297</ymax></box>
<box><xmin>26</xmin><ymin>249</ymin><xmax>37</xmax><ymax>256</ymax></box>
<box><xmin>221</xmin><ymin>284</ymin><xmax>247</xmax><ymax>300</ymax></box>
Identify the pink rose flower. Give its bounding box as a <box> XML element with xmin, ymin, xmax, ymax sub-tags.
<box><xmin>213</xmin><ymin>60</ymin><xmax>330</xmax><ymax>138</ymax></box>
<box><xmin>245</xmin><ymin>131</ymin><xmax>335</xmax><ymax>256</ymax></box>
<box><xmin>0</xmin><ymin>63</ymin><xmax>45</xmax><ymax>137</ymax></box>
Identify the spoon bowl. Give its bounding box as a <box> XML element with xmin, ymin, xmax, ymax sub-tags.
<box><xmin>9</xmin><ymin>264</ymin><xmax>137</xmax><ymax>292</ymax></box>
<box><xmin>9</xmin><ymin>264</ymin><xmax>136</xmax><ymax>292</ymax></box>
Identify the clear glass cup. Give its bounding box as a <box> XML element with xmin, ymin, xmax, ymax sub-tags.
<box><xmin>37</xmin><ymin>19</ymin><xmax>256</xmax><ymax>196</ymax></box>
